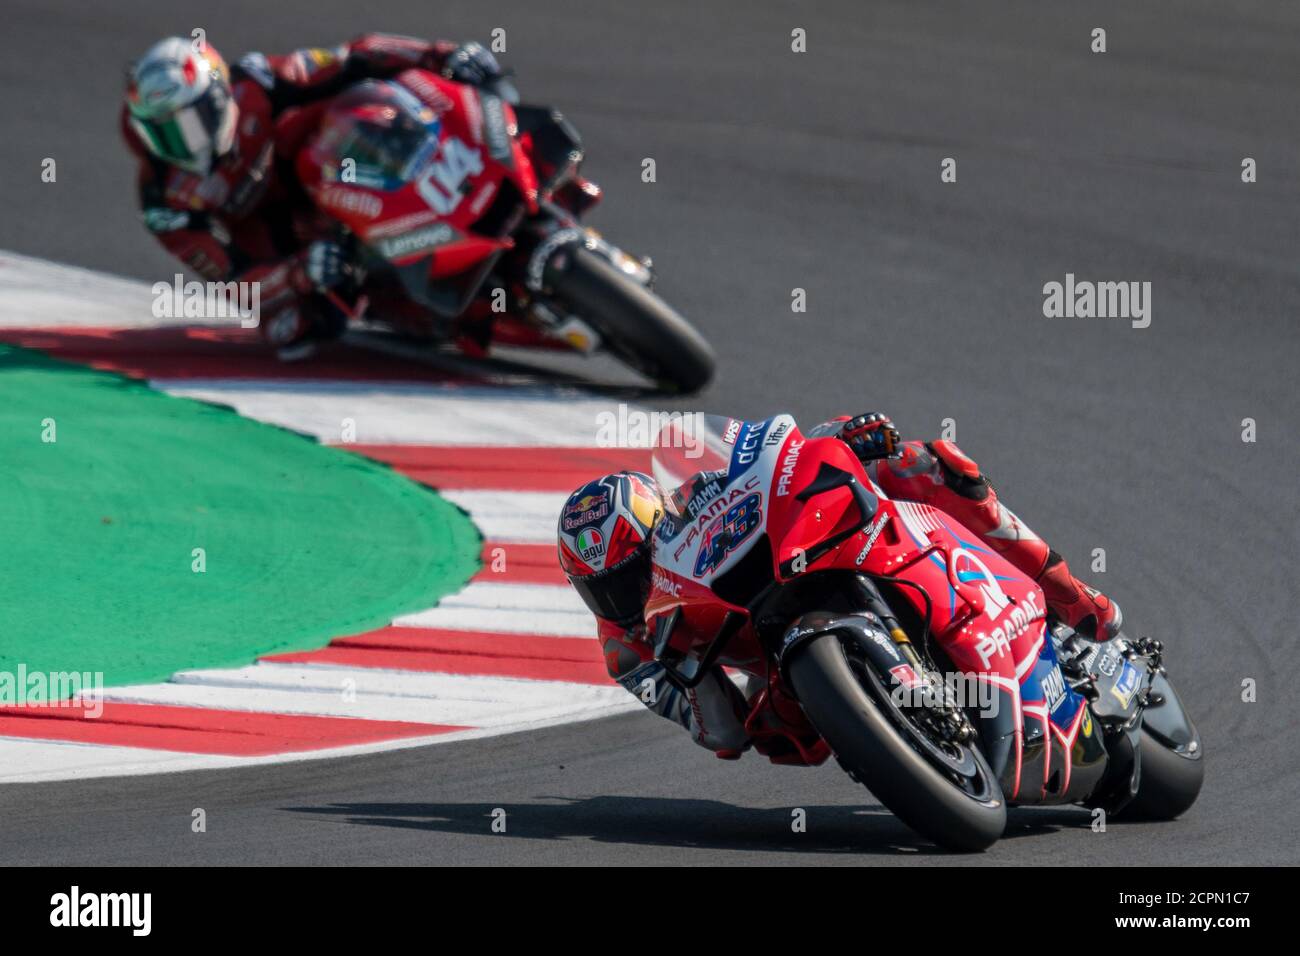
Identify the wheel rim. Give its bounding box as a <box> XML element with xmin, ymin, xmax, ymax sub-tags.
<box><xmin>844</xmin><ymin>646</ymin><xmax>1000</xmax><ymax>804</ymax></box>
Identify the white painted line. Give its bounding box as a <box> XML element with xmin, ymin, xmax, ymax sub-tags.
<box><xmin>0</xmin><ymin>737</ymin><xmax>202</xmax><ymax>781</ymax></box>
<box><xmin>435</xmin><ymin>581</ymin><xmax>590</xmax><ymax>615</ymax></box>
<box><xmin>0</xmin><ymin>696</ymin><xmax>642</xmax><ymax>784</ymax></box>
<box><xmin>0</xmin><ymin>251</ymin><xmax>179</xmax><ymax>328</ymax></box>
<box><xmin>157</xmin><ymin>380</ymin><xmax>625</xmax><ymax>447</ymax></box>
<box><xmin>392</xmin><ymin>604</ymin><xmax>597</xmax><ymax>637</ymax></box>
<box><xmin>99</xmin><ymin>681</ymin><xmax>625</xmax><ymax>728</ymax></box>
<box><xmin>170</xmin><ymin>662</ymin><xmax>614</xmax><ymax>704</ymax></box>
<box><xmin>440</xmin><ymin>489</ymin><xmax>565</xmax><ymax>542</ymax></box>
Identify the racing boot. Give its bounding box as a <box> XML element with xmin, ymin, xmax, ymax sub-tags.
<box><xmin>874</xmin><ymin>440</ymin><xmax>1122</xmax><ymax>640</ymax></box>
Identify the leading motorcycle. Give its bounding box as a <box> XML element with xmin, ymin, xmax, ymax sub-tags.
<box><xmin>295</xmin><ymin>69</ymin><xmax>715</xmax><ymax>392</ymax></box>
<box><xmin>647</xmin><ymin>414</ymin><xmax>1204</xmax><ymax>850</ymax></box>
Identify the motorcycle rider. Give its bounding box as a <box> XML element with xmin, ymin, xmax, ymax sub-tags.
<box><xmin>556</xmin><ymin>413</ymin><xmax>1122</xmax><ymax>757</ymax></box>
<box><xmin>121</xmin><ymin>32</ymin><xmax>507</xmax><ymax>358</ymax></box>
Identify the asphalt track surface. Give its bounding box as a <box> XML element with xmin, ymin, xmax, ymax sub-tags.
<box><xmin>2</xmin><ymin>0</ymin><xmax>1298</xmax><ymax>864</ymax></box>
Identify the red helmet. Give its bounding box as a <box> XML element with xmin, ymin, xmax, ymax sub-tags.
<box><xmin>126</xmin><ymin>37</ymin><xmax>237</xmax><ymax>174</ymax></box>
<box><xmin>557</xmin><ymin>472</ymin><xmax>663</xmax><ymax>625</ymax></box>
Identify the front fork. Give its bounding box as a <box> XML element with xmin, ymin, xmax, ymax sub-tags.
<box><xmin>510</xmin><ymin>206</ymin><xmax>655</xmax><ymax>352</ymax></box>
<box><xmin>848</xmin><ymin>574</ymin><xmax>979</xmax><ymax>745</ymax></box>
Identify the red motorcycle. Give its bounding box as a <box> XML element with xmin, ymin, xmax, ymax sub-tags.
<box><xmin>647</xmin><ymin>415</ymin><xmax>1203</xmax><ymax>850</ymax></box>
<box><xmin>295</xmin><ymin>69</ymin><xmax>714</xmax><ymax>392</ymax></box>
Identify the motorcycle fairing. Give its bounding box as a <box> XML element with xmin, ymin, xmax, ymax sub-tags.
<box><xmin>1018</xmin><ymin>636</ymin><xmax>1109</xmax><ymax>803</ymax></box>
<box><xmin>646</xmin><ymin>415</ymin><xmax>1133</xmax><ymax>804</ymax></box>
<box><xmin>783</xmin><ymin>437</ymin><xmax>1106</xmax><ymax>804</ymax></box>
<box><xmin>652</xmin><ymin>415</ymin><xmax>795</xmax><ymax>589</ymax></box>
<box><xmin>298</xmin><ymin>70</ymin><xmax>539</xmax><ymax>316</ymax></box>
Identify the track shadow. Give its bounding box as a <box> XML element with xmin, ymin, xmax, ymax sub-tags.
<box><xmin>0</xmin><ymin>323</ymin><xmax>667</xmax><ymax>399</ymax></box>
<box><xmin>349</xmin><ymin>329</ymin><xmax>663</xmax><ymax>399</ymax></box>
<box><xmin>283</xmin><ymin>795</ymin><xmax>1095</xmax><ymax>856</ymax></box>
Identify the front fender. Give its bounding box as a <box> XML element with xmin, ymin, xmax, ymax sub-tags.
<box><xmin>777</xmin><ymin>611</ymin><xmax>910</xmax><ymax>693</ymax></box>
<box><xmin>777</xmin><ymin>610</ymin><xmax>1023</xmax><ymax>789</ymax></box>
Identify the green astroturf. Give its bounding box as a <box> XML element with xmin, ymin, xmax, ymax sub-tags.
<box><xmin>0</xmin><ymin>344</ymin><xmax>480</xmax><ymax>687</ymax></box>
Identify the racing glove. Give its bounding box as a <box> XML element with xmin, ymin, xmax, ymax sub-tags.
<box><xmin>839</xmin><ymin>412</ymin><xmax>901</xmax><ymax>462</ymax></box>
<box><xmin>442</xmin><ymin>41</ymin><xmax>503</xmax><ymax>87</ymax></box>
<box><xmin>293</xmin><ymin>239</ymin><xmax>352</xmax><ymax>294</ymax></box>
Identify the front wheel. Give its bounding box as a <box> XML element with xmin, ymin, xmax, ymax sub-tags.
<box><xmin>786</xmin><ymin>634</ymin><xmax>1006</xmax><ymax>852</ymax></box>
<box><xmin>548</xmin><ymin>246</ymin><xmax>715</xmax><ymax>393</ymax></box>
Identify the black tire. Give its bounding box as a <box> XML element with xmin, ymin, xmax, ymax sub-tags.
<box><xmin>787</xmin><ymin>634</ymin><xmax>1006</xmax><ymax>852</ymax></box>
<box><xmin>549</xmin><ymin>246</ymin><xmax>715</xmax><ymax>393</ymax></box>
<box><xmin>1121</xmin><ymin>729</ymin><xmax>1204</xmax><ymax>820</ymax></box>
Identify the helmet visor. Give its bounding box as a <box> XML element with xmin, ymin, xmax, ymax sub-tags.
<box><xmin>568</xmin><ymin>546</ymin><xmax>651</xmax><ymax>626</ymax></box>
<box><xmin>132</xmin><ymin>83</ymin><xmax>232</xmax><ymax>172</ymax></box>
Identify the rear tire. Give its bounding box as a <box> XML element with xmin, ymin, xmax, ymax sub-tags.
<box><xmin>1121</xmin><ymin>729</ymin><xmax>1204</xmax><ymax>820</ymax></box>
<box><xmin>550</xmin><ymin>247</ymin><xmax>715</xmax><ymax>393</ymax></box>
<box><xmin>787</xmin><ymin>634</ymin><xmax>1006</xmax><ymax>852</ymax></box>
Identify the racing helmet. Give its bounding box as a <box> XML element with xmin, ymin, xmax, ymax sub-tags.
<box><xmin>126</xmin><ymin>37</ymin><xmax>238</xmax><ymax>174</ymax></box>
<box><xmin>557</xmin><ymin>471</ymin><xmax>663</xmax><ymax>626</ymax></box>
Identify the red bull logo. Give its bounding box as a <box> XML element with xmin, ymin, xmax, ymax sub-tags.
<box><xmin>562</xmin><ymin>492</ymin><xmax>609</xmax><ymax>531</ymax></box>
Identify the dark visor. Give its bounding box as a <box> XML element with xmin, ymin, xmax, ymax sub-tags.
<box><xmin>568</xmin><ymin>546</ymin><xmax>651</xmax><ymax>626</ymax></box>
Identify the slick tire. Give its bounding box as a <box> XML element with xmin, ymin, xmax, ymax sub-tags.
<box><xmin>1120</xmin><ymin>729</ymin><xmax>1204</xmax><ymax>820</ymax></box>
<box><xmin>550</xmin><ymin>247</ymin><xmax>715</xmax><ymax>394</ymax></box>
<box><xmin>787</xmin><ymin>634</ymin><xmax>1006</xmax><ymax>852</ymax></box>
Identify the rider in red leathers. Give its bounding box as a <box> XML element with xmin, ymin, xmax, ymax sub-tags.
<box><xmin>557</xmin><ymin>414</ymin><xmax>1121</xmax><ymax>758</ymax></box>
<box><xmin>121</xmin><ymin>33</ymin><xmax>506</xmax><ymax>357</ymax></box>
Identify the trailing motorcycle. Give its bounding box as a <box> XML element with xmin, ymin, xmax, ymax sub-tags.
<box><xmin>296</xmin><ymin>69</ymin><xmax>714</xmax><ymax>392</ymax></box>
<box><xmin>647</xmin><ymin>414</ymin><xmax>1203</xmax><ymax>850</ymax></box>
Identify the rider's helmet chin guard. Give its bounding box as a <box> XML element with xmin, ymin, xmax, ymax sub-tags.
<box><xmin>557</xmin><ymin>471</ymin><xmax>663</xmax><ymax>627</ymax></box>
<box><xmin>126</xmin><ymin>37</ymin><xmax>238</xmax><ymax>175</ymax></box>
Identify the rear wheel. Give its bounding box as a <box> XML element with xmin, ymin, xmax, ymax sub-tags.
<box><xmin>1120</xmin><ymin>728</ymin><xmax>1204</xmax><ymax>820</ymax></box>
<box><xmin>549</xmin><ymin>246</ymin><xmax>715</xmax><ymax>393</ymax></box>
<box><xmin>786</xmin><ymin>634</ymin><xmax>1006</xmax><ymax>852</ymax></box>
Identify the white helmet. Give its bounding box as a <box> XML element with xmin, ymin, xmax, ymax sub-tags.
<box><xmin>126</xmin><ymin>37</ymin><xmax>238</xmax><ymax>174</ymax></box>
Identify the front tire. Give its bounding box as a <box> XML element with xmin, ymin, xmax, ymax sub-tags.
<box><xmin>549</xmin><ymin>247</ymin><xmax>715</xmax><ymax>393</ymax></box>
<box><xmin>786</xmin><ymin>634</ymin><xmax>1006</xmax><ymax>852</ymax></box>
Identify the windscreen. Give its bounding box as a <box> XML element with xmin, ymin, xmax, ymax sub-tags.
<box><xmin>651</xmin><ymin>413</ymin><xmax>741</xmax><ymax>523</ymax></box>
<box><xmin>315</xmin><ymin>80</ymin><xmax>441</xmax><ymax>190</ymax></box>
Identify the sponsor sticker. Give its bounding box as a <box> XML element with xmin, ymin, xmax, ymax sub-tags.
<box><xmin>867</xmin><ymin>625</ymin><xmax>901</xmax><ymax>661</ymax></box>
<box><xmin>576</xmin><ymin>527</ymin><xmax>605</xmax><ymax>563</ymax></box>
<box><xmin>563</xmin><ymin>492</ymin><xmax>609</xmax><ymax>532</ymax></box>
<box><xmin>319</xmin><ymin>187</ymin><xmax>383</xmax><ymax>220</ymax></box>
<box><xmin>1042</xmin><ymin>664</ymin><xmax>1068</xmax><ymax>712</ymax></box>
<box><xmin>775</xmin><ymin>439</ymin><xmax>805</xmax><ymax>497</ymax></box>
<box><xmin>973</xmin><ymin>591</ymin><xmax>1044</xmax><ymax>668</ymax></box>
<box><xmin>854</xmin><ymin>513</ymin><xmax>890</xmax><ymax>565</ymax></box>
<box><xmin>890</xmin><ymin>663</ymin><xmax>924</xmax><ymax>690</ymax></box>
<box><xmin>651</xmin><ymin>569</ymin><xmax>681</xmax><ymax>598</ymax></box>
<box><xmin>1111</xmin><ymin>660</ymin><xmax>1140</xmax><ymax>708</ymax></box>
<box><xmin>376</xmin><ymin>223</ymin><xmax>455</xmax><ymax>260</ymax></box>
<box><xmin>480</xmin><ymin>93</ymin><xmax>512</xmax><ymax>160</ymax></box>
<box><xmin>686</xmin><ymin>479</ymin><xmax>723</xmax><ymax>518</ymax></box>
<box><xmin>765</xmin><ymin>421</ymin><xmax>791</xmax><ymax>447</ymax></box>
